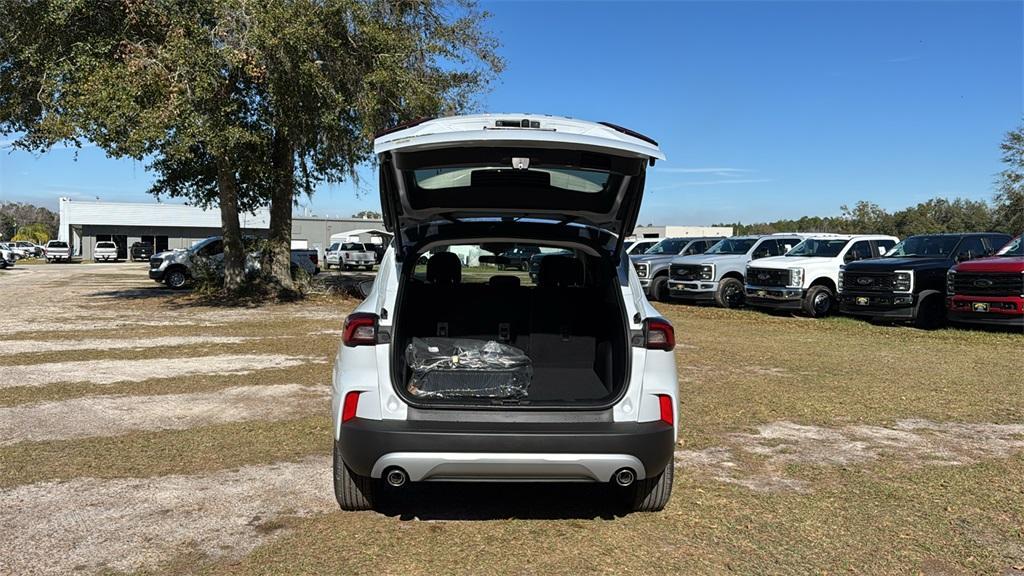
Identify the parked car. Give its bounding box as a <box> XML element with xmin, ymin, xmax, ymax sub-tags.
<box><xmin>13</xmin><ymin>241</ymin><xmax>43</xmax><ymax>257</ymax></box>
<box><xmin>631</xmin><ymin>237</ymin><xmax>722</xmax><ymax>301</ymax></box>
<box><xmin>625</xmin><ymin>239</ymin><xmax>658</xmax><ymax>255</ymax></box>
<box><xmin>149</xmin><ymin>236</ymin><xmax>319</xmax><ymax>289</ymax></box>
<box><xmin>43</xmin><ymin>240</ymin><xmax>72</xmax><ymax>262</ymax></box>
<box><xmin>667</xmin><ymin>234</ymin><xmax>808</xmax><ymax>308</ymax></box>
<box><xmin>946</xmin><ymin>235</ymin><xmax>1023</xmax><ymax>329</ymax></box>
<box><xmin>326</xmin><ymin>242</ymin><xmax>376</xmax><ymax>270</ymax></box>
<box><xmin>744</xmin><ymin>234</ymin><xmax>899</xmax><ymax>317</ymax></box>
<box><xmin>0</xmin><ymin>242</ymin><xmax>28</xmax><ymax>259</ymax></box>
<box><xmin>93</xmin><ymin>241</ymin><xmax>119</xmax><ymax>262</ymax></box>
<box><xmin>498</xmin><ymin>245</ymin><xmax>541</xmax><ymax>271</ymax></box>
<box><xmin>130</xmin><ymin>242</ymin><xmax>154</xmax><ymax>261</ymax></box>
<box><xmin>332</xmin><ymin>114</ymin><xmax>677</xmax><ymax>512</ymax></box>
<box><xmin>0</xmin><ymin>244</ymin><xmax>15</xmax><ymax>269</ymax></box>
<box><xmin>838</xmin><ymin>232</ymin><xmax>1012</xmax><ymax>328</ymax></box>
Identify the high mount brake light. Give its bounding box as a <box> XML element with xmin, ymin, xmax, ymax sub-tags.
<box><xmin>342</xmin><ymin>313</ymin><xmax>378</xmax><ymax>347</ymax></box>
<box><xmin>643</xmin><ymin>317</ymin><xmax>675</xmax><ymax>351</ymax></box>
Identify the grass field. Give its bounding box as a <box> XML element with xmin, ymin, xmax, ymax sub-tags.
<box><xmin>0</xmin><ymin>263</ymin><xmax>1021</xmax><ymax>575</ymax></box>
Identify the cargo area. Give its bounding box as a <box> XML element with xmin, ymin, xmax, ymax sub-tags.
<box><xmin>392</xmin><ymin>249</ymin><xmax>630</xmax><ymax>406</ymax></box>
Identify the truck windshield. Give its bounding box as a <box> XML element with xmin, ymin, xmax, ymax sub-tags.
<box><xmin>786</xmin><ymin>239</ymin><xmax>848</xmax><ymax>257</ymax></box>
<box><xmin>885</xmin><ymin>236</ymin><xmax>960</xmax><ymax>258</ymax></box>
<box><xmin>644</xmin><ymin>238</ymin><xmax>689</xmax><ymax>255</ymax></box>
<box><xmin>705</xmin><ymin>238</ymin><xmax>756</xmax><ymax>255</ymax></box>
<box><xmin>996</xmin><ymin>236</ymin><xmax>1022</xmax><ymax>256</ymax></box>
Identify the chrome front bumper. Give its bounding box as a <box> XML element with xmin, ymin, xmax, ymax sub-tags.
<box><xmin>745</xmin><ymin>285</ymin><xmax>803</xmax><ymax>301</ymax></box>
<box><xmin>668</xmin><ymin>279</ymin><xmax>718</xmax><ymax>294</ymax></box>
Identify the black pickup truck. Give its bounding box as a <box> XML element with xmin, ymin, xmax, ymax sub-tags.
<box><xmin>839</xmin><ymin>233</ymin><xmax>1011</xmax><ymax>328</ymax></box>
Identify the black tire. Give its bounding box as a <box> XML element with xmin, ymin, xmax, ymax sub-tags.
<box><xmin>165</xmin><ymin>268</ymin><xmax>189</xmax><ymax>290</ymax></box>
<box><xmin>714</xmin><ymin>277</ymin><xmax>745</xmax><ymax>308</ymax></box>
<box><xmin>648</xmin><ymin>275</ymin><xmax>669</xmax><ymax>302</ymax></box>
<box><xmin>913</xmin><ymin>293</ymin><xmax>946</xmax><ymax>330</ymax></box>
<box><xmin>802</xmin><ymin>285</ymin><xmax>835</xmax><ymax>318</ymax></box>
<box><xmin>625</xmin><ymin>457</ymin><xmax>674</xmax><ymax>512</ymax></box>
<box><xmin>333</xmin><ymin>440</ymin><xmax>376</xmax><ymax>511</ymax></box>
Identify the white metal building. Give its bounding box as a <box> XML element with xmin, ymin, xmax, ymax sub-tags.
<box><xmin>57</xmin><ymin>198</ymin><xmax>386</xmax><ymax>260</ymax></box>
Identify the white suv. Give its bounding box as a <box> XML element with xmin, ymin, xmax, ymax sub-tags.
<box><xmin>744</xmin><ymin>234</ymin><xmax>899</xmax><ymax>317</ymax></box>
<box><xmin>331</xmin><ymin>115</ymin><xmax>678</xmax><ymax>512</ymax></box>
<box><xmin>667</xmin><ymin>234</ymin><xmax>809</xmax><ymax>307</ymax></box>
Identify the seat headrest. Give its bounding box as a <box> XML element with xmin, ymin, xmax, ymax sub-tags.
<box><xmin>537</xmin><ymin>255</ymin><xmax>583</xmax><ymax>288</ymax></box>
<box><xmin>426</xmin><ymin>252</ymin><xmax>461</xmax><ymax>285</ymax></box>
<box><xmin>489</xmin><ymin>275</ymin><xmax>521</xmax><ymax>288</ymax></box>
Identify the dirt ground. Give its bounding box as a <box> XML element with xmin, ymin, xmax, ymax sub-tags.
<box><xmin>0</xmin><ymin>263</ymin><xmax>1022</xmax><ymax>576</ymax></box>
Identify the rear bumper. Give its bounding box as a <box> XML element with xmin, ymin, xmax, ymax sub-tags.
<box><xmin>339</xmin><ymin>418</ymin><xmax>675</xmax><ymax>482</ymax></box>
<box><xmin>745</xmin><ymin>285</ymin><xmax>803</xmax><ymax>309</ymax></box>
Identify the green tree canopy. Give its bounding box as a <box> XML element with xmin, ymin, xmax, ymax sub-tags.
<box><xmin>994</xmin><ymin>125</ymin><xmax>1024</xmax><ymax>234</ymax></box>
<box><xmin>1</xmin><ymin>0</ymin><xmax>502</xmax><ymax>291</ymax></box>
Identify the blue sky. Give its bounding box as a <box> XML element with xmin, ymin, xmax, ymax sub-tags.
<box><xmin>1</xmin><ymin>1</ymin><xmax>1021</xmax><ymax>225</ymax></box>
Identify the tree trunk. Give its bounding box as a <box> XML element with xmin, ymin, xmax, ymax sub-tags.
<box><xmin>216</xmin><ymin>157</ymin><xmax>246</xmax><ymax>292</ymax></box>
<box><xmin>267</xmin><ymin>130</ymin><xmax>295</xmax><ymax>291</ymax></box>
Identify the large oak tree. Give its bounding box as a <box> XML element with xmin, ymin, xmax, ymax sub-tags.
<box><xmin>0</xmin><ymin>0</ymin><xmax>502</xmax><ymax>291</ymax></box>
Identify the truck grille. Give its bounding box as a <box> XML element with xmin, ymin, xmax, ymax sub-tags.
<box><xmin>149</xmin><ymin>256</ymin><xmax>163</xmax><ymax>269</ymax></box>
<box><xmin>747</xmin><ymin>267</ymin><xmax>790</xmax><ymax>287</ymax></box>
<box><xmin>843</xmin><ymin>271</ymin><xmax>896</xmax><ymax>292</ymax></box>
<box><xmin>952</xmin><ymin>272</ymin><xmax>1023</xmax><ymax>296</ymax></box>
<box><xmin>670</xmin><ymin>264</ymin><xmax>701</xmax><ymax>281</ymax></box>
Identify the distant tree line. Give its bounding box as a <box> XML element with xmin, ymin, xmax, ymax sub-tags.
<box><xmin>0</xmin><ymin>202</ymin><xmax>58</xmax><ymax>242</ymax></box>
<box><xmin>718</xmin><ymin>125</ymin><xmax>1024</xmax><ymax>238</ymax></box>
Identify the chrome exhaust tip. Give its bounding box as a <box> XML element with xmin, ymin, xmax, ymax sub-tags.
<box><xmin>614</xmin><ymin>468</ymin><xmax>636</xmax><ymax>487</ymax></box>
<box><xmin>385</xmin><ymin>467</ymin><xmax>408</xmax><ymax>488</ymax></box>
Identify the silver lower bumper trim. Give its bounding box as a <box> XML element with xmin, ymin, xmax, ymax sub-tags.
<box><xmin>370</xmin><ymin>452</ymin><xmax>647</xmax><ymax>482</ymax></box>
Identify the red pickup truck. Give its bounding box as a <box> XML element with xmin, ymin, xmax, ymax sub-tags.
<box><xmin>947</xmin><ymin>235</ymin><xmax>1023</xmax><ymax>329</ymax></box>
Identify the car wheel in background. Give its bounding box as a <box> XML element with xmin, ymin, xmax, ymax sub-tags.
<box><xmin>165</xmin><ymin>269</ymin><xmax>189</xmax><ymax>290</ymax></box>
<box><xmin>333</xmin><ymin>440</ymin><xmax>376</xmax><ymax>511</ymax></box>
<box><xmin>649</xmin><ymin>275</ymin><xmax>669</xmax><ymax>302</ymax></box>
<box><xmin>714</xmin><ymin>277</ymin><xmax>745</xmax><ymax>308</ymax></box>
<box><xmin>802</xmin><ymin>285</ymin><xmax>834</xmax><ymax>318</ymax></box>
<box><xmin>914</xmin><ymin>294</ymin><xmax>946</xmax><ymax>330</ymax></box>
<box><xmin>624</xmin><ymin>456</ymin><xmax>674</xmax><ymax>512</ymax></box>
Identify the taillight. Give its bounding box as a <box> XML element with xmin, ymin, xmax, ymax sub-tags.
<box><xmin>342</xmin><ymin>391</ymin><xmax>361</xmax><ymax>422</ymax></box>
<box><xmin>309</xmin><ymin>253</ymin><xmax>318</xmax><ymax>265</ymax></box>
<box><xmin>658</xmin><ymin>394</ymin><xmax>674</xmax><ymax>426</ymax></box>
<box><xmin>643</xmin><ymin>317</ymin><xmax>675</xmax><ymax>351</ymax></box>
<box><xmin>342</xmin><ymin>313</ymin><xmax>378</xmax><ymax>347</ymax></box>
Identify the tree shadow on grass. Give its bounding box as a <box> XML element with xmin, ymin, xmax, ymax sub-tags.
<box><xmin>374</xmin><ymin>481</ymin><xmax>633</xmax><ymax>521</ymax></box>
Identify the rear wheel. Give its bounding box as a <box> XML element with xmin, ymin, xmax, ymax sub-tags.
<box><xmin>802</xmin><ymin>285</ymin><xmax>834</xmax><ymax>318</ymax></box>
<box><xmin>625</xmin><ymin>457</ymin><xmax>674</xmax><ymax>512</ymax></box>
<box><xmin>333</xmin><ymin>440</ymin><xmax>376</xmax><ymax>511</ymax></box>
<box><xmin>648</xmin><ymin>275</ymin><xmax>669</xmax><ymax>302</ymax></box>
<box><xmin>714</xmin><ymin>277</ymin><xmax>745</xmax><ymax>308</ymax></box>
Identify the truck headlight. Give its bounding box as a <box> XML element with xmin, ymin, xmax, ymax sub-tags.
<box><xmin>699</xmin><ymin>264</ymin><xmax>714</xmax><ymax>280</ymax></box>
<box><xmin>838</xmin><ymin>270</ymin><xmax>844</xmax><ymax>292</ymax></box>
<box><xmin>894</xmin><ymin>270</ymin><xmax>913</xmax><ymax>293</ymax></box>
<box><xmin>946</xmin><ymin>269</ymin><xmax>955</xmax><ymax>295</ymax></box>
<box><xmin>636</xmin><ymin>263</ymin><xmax>648</xmax><ymax>278</ymax></box>
<box><xmin>789</xmin><ymin>268</ymin><xmax>804</xmax><ymax>288</ymax></box>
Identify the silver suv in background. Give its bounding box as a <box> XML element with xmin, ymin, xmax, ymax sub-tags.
<box><xmin>668</xmin><ymin>234</ymin><xmax>808</xmax><ymax>308</ymax></box>
<box><xmin>631</xmin><ymin>237</ymin><xmax>721</xmax><ymax>301</ymax></box>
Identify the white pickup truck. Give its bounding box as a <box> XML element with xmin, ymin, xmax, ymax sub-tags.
<box><xmin>93</xmin><ymin>241</ymin><xmax>119</xmax><ymax>262</ymax></box>
<box><xmin>44</xmin><ymin>240</ymin><xmax>72</xmax><ymax>262</ymax></box>
<box><xmin>744</xmin><ymin>234</ymin><xmax>899</xmax><ymax>317</ymax></box>
<box><xmin>325</xmin><ymin>242</ymin><xmax>376</xmax><ymax>270</ymax></box>
<box><xmin>149</xmin><ymin>236</ymin><xmax>319</xmax><ymax>289</ymax></box>
<box><xmin>668</xmin><ymin>234</ymin><xmax>809</xmax><ymax>308</ymax></box>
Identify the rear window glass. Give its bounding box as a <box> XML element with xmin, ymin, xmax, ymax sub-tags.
<box><xmin>47</xmin><ymin>241</ymin><xmax>68</xmax><ymax>248</ymax></box>
<box><xmin>340</xmin><ymin>243</ymin><xmax>366</xmax><ymax>251</ymax></box>
<box><xmin>97</xmin><ymin>242</ymin><xmax>116</xmax><ymax>248</ymax></box>
<box><xmin>414</xmin><ymin>167</ymin><xmax>610</xmax><ymax>193</ymax></box>
<box><xmin>412</xmin><ymin>243</ymin><xmax>579</xmax><ymax>287</ymax></box>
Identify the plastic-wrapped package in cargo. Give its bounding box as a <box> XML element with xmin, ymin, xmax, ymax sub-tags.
<box><xmin>406</xmin><ymin>337</ymin><xmax>532</xmax><ymax>399</ymax></box>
